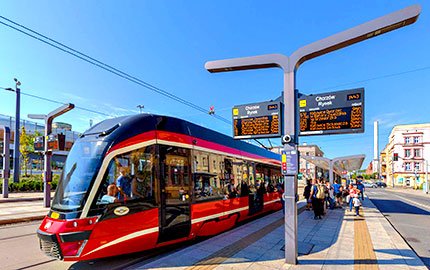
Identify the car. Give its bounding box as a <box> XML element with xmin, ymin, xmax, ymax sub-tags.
<box><xmin>375</xmin><ymin>181</ymin><xmax>387</xmax><ymax>188</ymax></box>
<box><xmin>362</xmin><ymin>181</ymin><xmax>377</xmax><ymax>188</ymax></box>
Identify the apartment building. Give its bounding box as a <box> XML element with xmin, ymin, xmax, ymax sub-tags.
<box><xmin>383</xmin><ymin>123</ymin><xmax>430</xmax><ymax>187</ymax></box>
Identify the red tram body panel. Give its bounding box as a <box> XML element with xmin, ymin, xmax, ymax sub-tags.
<box><xmin>37</xmin><ymin>114</ymin><xmax>282</xmax><ymax>261</ymax></box>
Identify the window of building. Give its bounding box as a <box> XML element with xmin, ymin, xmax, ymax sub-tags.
<box><xmin>414</xmin><ymin>149</ymin><xmax>421</xmax><ymax>157</ymax></box>
<box><xmin>404</xmin><ymin>149</ymin><xmax>411</xmax><ymax>157</ymax></box>
<box><xmin>405</xmin><ymin>162</ymin><xmax>411</xmax><ymax>171</ymax></box>
<box><xmin>405</xmin><ymin>137</ymin><xmax>410</xmax><ymax>144</ymax></box>
<box><xmin>414</xmin><ymin>162</ymin><xmax>420</xmax><ymax>171</ymax></box>
<box><xmin>414</xmin><ymin>137</ymin><xmax>420</xmax><ymax>144</ymax></box>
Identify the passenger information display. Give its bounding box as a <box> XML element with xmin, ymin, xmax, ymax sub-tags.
<box><xmin>232</xmin><ymin>101</ymin><xmax>281</xmax><ymax>139</ymax></box>
<box><xmin>299</xmin><ymin>88</ymin><xmax>364</xmax><ymax>136</ymax></box>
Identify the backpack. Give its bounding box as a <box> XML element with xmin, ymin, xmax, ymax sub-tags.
<box><xmin>316</xmin><ymin>184</ymin><xmax>326</xmax><ymax>199</ymax></box>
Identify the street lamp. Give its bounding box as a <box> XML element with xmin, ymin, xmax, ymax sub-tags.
<box><xmin>4</xmin><ymin>78</ymin><xmax>21</xmax><ymax>183</ymax></box>
<box><xmin>28</xmin><ymin>103</ymin><xmax>75</xmax><ymax>207</ymax></box>
<box><xmin>205</xmin><ymin>5</ymin><xmax>420</xmax><ymax>265</ymax></box>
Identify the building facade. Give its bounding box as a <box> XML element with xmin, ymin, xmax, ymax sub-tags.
<box><xmin>382</xmin><ymin>123</ymin><xmax>430</xmax><ymax>188</ymax></box>
<box><xmin>298</xmin><ymin>144</ymin><xmax>325</xmax><ymax>181</ymax></box>
<box><xmin>271</xmin><ymin>144</ymin><xmax>326</xmax><ymax>184</ymax></box>
<box><xmin>0</xmin><ymin>114</ymin><xmax>80</xmax><ymax>170</ymax></box>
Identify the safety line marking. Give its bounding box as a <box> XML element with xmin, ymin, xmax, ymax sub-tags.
<box><xmin>354</xmin><ymin>208</ymin><xmax>379</xmax><ymax>270</ymax></box>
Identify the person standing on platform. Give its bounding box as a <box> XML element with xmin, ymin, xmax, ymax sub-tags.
<box><xmin>356</xmin><ymin>176</ymin><xmax>365</xmax><ymax>200</ymax></box>
<box><xmin>348</xmin><ymin>184</ymin><xmax>360</xmax><ymax>211</ymax></box>
<box><xmin>332</xmin><ymin>179</ymin><xmax>342</xmax><ymax>208</ymax></box>
<box><xmin>303</xmin><ymin>180</ymin><xmax>312</xmax><ymax>211</ymax></box>
<box><xmin>310</xmin><ymin>178</ymin><xmax>325</xmax><ymax>219</ymax></box>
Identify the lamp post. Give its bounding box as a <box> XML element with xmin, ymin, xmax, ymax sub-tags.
<box><xmin>28</xmin><ymin>103</ymin><xmax>74</xmax><ymax>207</ymax></box>
<box><xmin>4</xmin><ymin>78</ymin><xmax>21</xmax><ymax>183</ymax></box>
<box><xmin>205</xmin><ymin>5</ymin><xmax>420</xmax><ymax>265</ymax></box>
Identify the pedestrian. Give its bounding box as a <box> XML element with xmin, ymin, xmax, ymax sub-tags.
<box><xmin>325</xmin><ymin>181</ymin><xmax>335</xmax><ymax>210</ymax></box>
<box><xmin>356</xmin><ymin>176</ymin><xmax>365</xmax><ymax>200</ymax></box>
<box><xmin>348</xmin><ymin>184</ymin><xmax>360</xmax><ymax>212</ymax></box>
<box><xmin>303</xmin><ymin>180</ymin><xmax>312</xmax><ymax>211</ymax></box>
<box><xmin>341</xmin><ymin>182</ymin><xmax>349</xmax><ymax>206</ymax></box>
<box><xmin>310</xmin><ymin>178</ymin><xmax>325</xmax><ymax>219</ymax></box>
<box><xmin>352</xmin><ymin>194</ymin><xmax>361</xmax><ymax>216</ymax></box>
<box><xmin>332</xmin><ymin>179</ymin><xmax>342</xmax><ymax>208</ymax></box>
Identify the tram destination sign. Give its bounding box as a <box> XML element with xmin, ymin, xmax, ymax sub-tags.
<box><xmin>299</xmin><ymin>88</ymin><xmax>364</xmax><ymax>136</ymax></box>
<box><xmin>232</xmin><ymin>100</ymin><xmax>281</xmax><ymax>139</ymax></box>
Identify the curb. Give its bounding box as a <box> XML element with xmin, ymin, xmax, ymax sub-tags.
<box><xmin>0</xmin><ymin>215</ymin><xmax>46</xmax><ymax>226</ymax></box>
<box><xmin>0</xmin><ymin>197</ymin><xmax>43</xmax><ymax>204</ymax></box>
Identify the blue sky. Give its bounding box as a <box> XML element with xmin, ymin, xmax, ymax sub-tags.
<box><xmin>1</xmin><ymin>0</ymin><xmax>429</xmax><ymax>169</ymax></box>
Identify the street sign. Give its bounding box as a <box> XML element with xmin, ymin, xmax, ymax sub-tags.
<box><xmin>299</xmin><ymin>88</ymin><xmax>364</xmax><ymax>136</ymax></box>
<box><xmin>232</xmin><ymin>100</ymin><xmax>281</xmax><ymax>139</ymax></box>
<box><xmin>281</xmin><ymin>145</ymin><xmax>298</xmax><ymax>175</ymax></box>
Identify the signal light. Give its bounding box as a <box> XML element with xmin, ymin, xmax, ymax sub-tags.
<box><xmin>393</xmin><ymin>153</ymin><xmax>398</xmax><ymax>161</ymax></box>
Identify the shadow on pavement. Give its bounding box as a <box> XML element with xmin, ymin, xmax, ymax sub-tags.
<box><xmin>370</xmin><ymin>199</ymin><xmax>430</xmax><ymax>215</ymax></box>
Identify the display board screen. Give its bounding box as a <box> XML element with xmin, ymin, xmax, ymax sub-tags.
<box><xmin>299</xmin><ymin>88</ymin><xmax>364</xmax><ymax>136</ymax></box>
<box><xmin>232</xmin><ymin>101</ymin><xmax>281</xmax><ymax>139</ymax></box>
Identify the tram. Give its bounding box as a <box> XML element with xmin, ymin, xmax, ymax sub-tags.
<box><xmin>37</xmin><ymin>114</ymin><xmax>282</xmax><ymax>261</ymax></box>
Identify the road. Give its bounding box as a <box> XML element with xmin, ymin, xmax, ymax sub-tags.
<box><xmin>366</xmin><ymin>188</ymin><xmax>430</xmax><ymax>268</ymax></box>
<box><xmin>0</xmin><ymin>221</ymin><xmax>192</xmax><ymax>270</ymax></box>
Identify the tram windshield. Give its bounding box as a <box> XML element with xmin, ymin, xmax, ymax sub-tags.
<box><xmin>52</xmin><ymin>140</ymin><xmax>108</xmax><ymax>211</ymax></box>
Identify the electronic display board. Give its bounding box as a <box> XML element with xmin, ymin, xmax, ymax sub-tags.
<box><xmin>299</xmin><ymin>88</ymin><xmax>364</xmax><ymax>136</ymax></box>
<box><xmin>232</xmin><ymin>101</ymin><xmax>281</xmax><ymax>139</ymax></box>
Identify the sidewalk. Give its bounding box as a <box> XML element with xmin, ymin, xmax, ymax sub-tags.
<box><xmin>0</xmin><ymin>192</ymin><xmax>51</xmax><ymax>226</ymax></box>
<box><xmin>129</xmin><ymin>198</ymin><xmax>427</xmax><ymax>270</ymax></box>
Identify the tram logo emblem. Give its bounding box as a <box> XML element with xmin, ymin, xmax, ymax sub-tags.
<box><xmin>114</xmin><ymin>206</ymin><xmax>130</xmax><ymax>216</ymax></box>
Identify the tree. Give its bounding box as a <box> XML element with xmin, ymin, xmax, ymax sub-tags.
<box><xmin>19</xmin><ymin>127</ymin><xmax>35</xmax><ymax>177</ymax></box>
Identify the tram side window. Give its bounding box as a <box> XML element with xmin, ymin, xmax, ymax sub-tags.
<box><xmin>96</xmin><ymin>145</ymin><xmax>157</xmax><ymax>206</ymax></box>
<box><xmin>193</xmin><ymin>151</ymin><xmax>224</xmax><ymax>202</ymax></box>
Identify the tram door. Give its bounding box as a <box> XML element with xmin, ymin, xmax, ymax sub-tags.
<box><xmin>158</xmin><ymin>145</ymin><xmax>192</xmax><ymax>243</ymax></box>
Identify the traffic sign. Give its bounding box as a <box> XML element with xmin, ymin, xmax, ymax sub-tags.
<box><xmin>299</xmin><ymin>88</ymin><xmax>364</xmax><ymax>136</ymax></box>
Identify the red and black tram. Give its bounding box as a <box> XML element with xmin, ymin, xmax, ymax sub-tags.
<box><xmin>37</xmin><ymin>114</ymin><xmax>282</xmax><ymax>261</ymax></box>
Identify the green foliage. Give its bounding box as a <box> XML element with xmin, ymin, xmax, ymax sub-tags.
<box><xmin>0</xmin><ymin>174</ymin><xmax>60</xmax><ymax>192</ymax></box>
<box><xmin>19</xmin><ymin>127</ymin><xmax>36</xmax><ymax>176</ymax></box>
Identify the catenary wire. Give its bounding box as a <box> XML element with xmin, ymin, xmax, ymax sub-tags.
<box><xmin>0</xmin><ymin>17</ymin><xmax>231</xmax><ymax>125</ymax></box>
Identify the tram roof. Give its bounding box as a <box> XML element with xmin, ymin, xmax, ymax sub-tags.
<box><xmin>83</xmin><ymin>114</ymin><xmax>281</xmax><ymax>162</ymax></box>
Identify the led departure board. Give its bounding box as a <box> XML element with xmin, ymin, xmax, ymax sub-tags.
<box><xmin>299</xmin><ymin>88</ymin><xmax>364</xmax><ymax>136</ymax></box>
<box><xmin>232</xmin><ymin>101</ymin><xmax>281</xmax><ymax>139</ymax></box>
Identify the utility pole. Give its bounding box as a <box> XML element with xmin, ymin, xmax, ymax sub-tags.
<box><xmin>8</xmin><ymin>79</ymin><xmax>22</xmax><ymax>183</ymax></box>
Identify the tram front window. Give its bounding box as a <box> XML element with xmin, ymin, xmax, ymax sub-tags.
<box><xmin>52</xmin><ymin>140</ymin><xmax>107</xmax><ymax>212</ymax></box>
